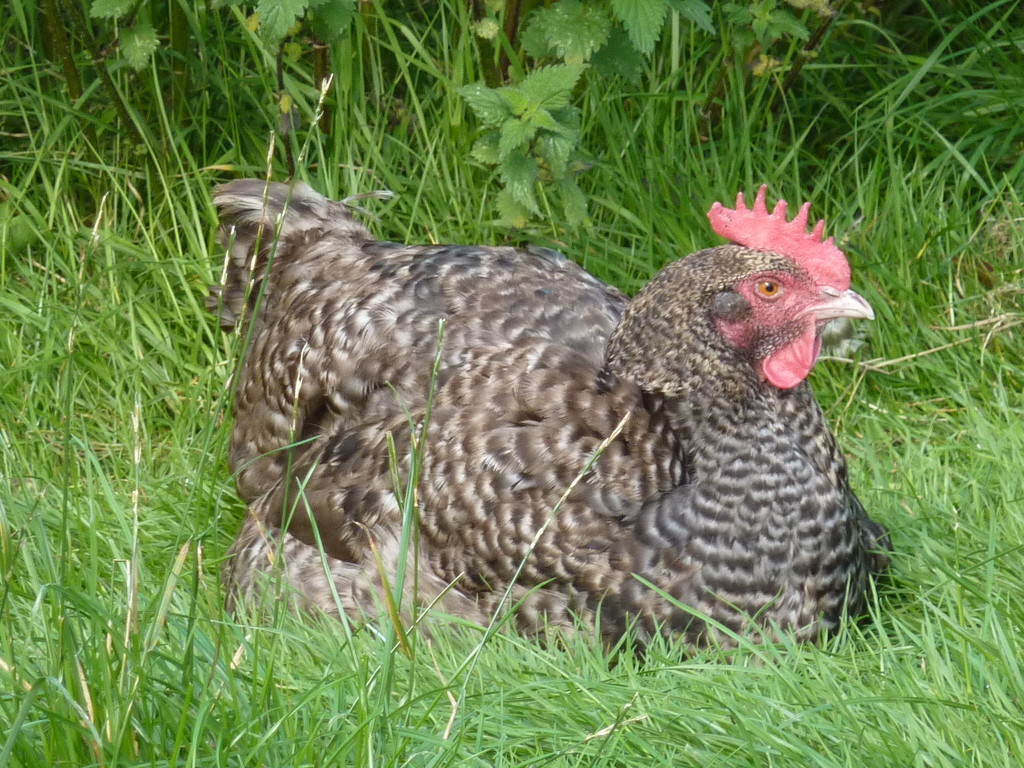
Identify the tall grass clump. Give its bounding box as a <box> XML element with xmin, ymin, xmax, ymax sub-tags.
<box><xmin>1</xmin><ymin>0</ymin><xmax>1022</xmax><ymax>765</ymax></box>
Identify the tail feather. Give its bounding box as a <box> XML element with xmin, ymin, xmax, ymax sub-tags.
<box><xmin>208</xmin><ymin>179</ymin><xmax>369</xmax><ymax>328</ymax></box>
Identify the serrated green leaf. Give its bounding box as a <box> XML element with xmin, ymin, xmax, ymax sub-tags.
<box><xmin>518</xmin><ymin>64</ymin><xmax>587</xmax><ymax>112</ymax></box>
<box><xmin>120</xmin><ymin>21</ymin><xmax>159</xmax><ymax>70</ymax></box>
<box><xmin>309</xmin><ymin>0</ymin><xmax>356</xmax><ymax>44</ymax></box>
<box><xmin>550</xmin><ymin>103</ymin><xmax>581</xmax><ymax>121</ymax></box>
<box><xmin>543</xmin><ymin>113</ymin><xmax>580</xmax><ymax>142</ymax></box>
<box><xmin>558</xmin><ymin>177</ymin><xmax>588</xmax><ymax>227</ymax></box>
<box><xmin>460</xmin><ymin>83</ymin><xmax>512</xmax><ymax>126</ymax></box>
<box><xmin>526</xmin><ymin>107</ymin><xmax>561</xmax><ymax>131</ymax></box>
<box><xmin>522</xmin><ymin>0</ymin><xmax>612</xmax><ymax>64</ymax></box>
<box><xmin>723</xmin><ymin>2</ymin><xmax>751</xmax><ymax>25</ymax></box>
<box><xmin>256</xmin><ymin>0</ymin><xmax>308</xmax><ymax>45</ymax></box>
<box><xmin>537</xmin><ymin>133</ymin><xmax>576</xmax><ymax>177</ymax></box>
<box><xmin>470</xmin><ymin>134</ymin><xmax>501</xmax><ymax>165</ymax></box>
<box><xmin>496</xmin><ymin>86</ymin><xmax>531</xmax><ymax>117</ymax></box>
<box><xmin>90</xmin><ymin>0</ymin><xmax>132</xmax><ymax>18</ymax></box>
<box><xmin>591</xmin><ymin>25</ymin><xmax>644</xmax><ymax>82</ymax></box>
<box><xmin>752</xmin><ymin>15</ymin><xmax>770</xmax><ymax>44</ymax></box>
<box><xmin>500</xmin><ymin>152</ymin><xmax>540</xmax><ymax>214</ymax></box>
<box><xmin>520</xmin><ymin>15</ymin><xmax>555</xmax><ymax>59</ymax></box>
<box><xmin>666</xmin><ymin>0</ymin><xmax>713</xmax><ymax>33</ymax></box>
<box><xmin>499</xmin><ymin>118</ymin><xmax>538</xmax><ymax>160</ymax></box>
<box><xmin>611</xmin><ymin>0</ymin><xmax>669</xmax><ymax>55</ymax></box>
<box><xmin>549</xmin><ymin>105</ymin><xmax>582</xmax><ymax>132</ymax></box>
<box><xmin>495</xmin><ymin>189</ymin><xmax>533</xmax><ymax>228</ymax></box>
<box><xmin>767</xmin><ymin>8</ymin><xmax>811</xmax><ymax>41</ymax></box>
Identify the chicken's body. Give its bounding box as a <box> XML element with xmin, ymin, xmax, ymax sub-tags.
<box><xmin>212</xmin><ymin>180</ymin><xmax>889</xmax><ymax>646</ymax></box>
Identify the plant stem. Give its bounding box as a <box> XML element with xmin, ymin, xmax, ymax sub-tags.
<box><xmin>168</xmin><ymin>0</ymin><xmax>190</xmax><ymax>121</ymax></box>
<box><xmin>40</xmin><ymin>0</ymin><xmax>83</xmax><ymax>101</ymax></box>
<box><xmin>62</xmin><ymin>0</ymin><xmax>146</xmax><ymax>147</ymax></box>
<box><xmin>470</xmin><ymin>0</ymin><xmax>502</xmax><ymax>87</ymax></box>
<box><xmin>771</xmin><ymin>0</ymin><xmax>851</xmax><ymax>115</ymax></box>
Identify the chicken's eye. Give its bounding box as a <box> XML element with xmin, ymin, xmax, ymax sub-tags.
<box><xmin>756</xmin><ymin>280</ymin><xmax>782</xmax><ymax>298</ymax></box>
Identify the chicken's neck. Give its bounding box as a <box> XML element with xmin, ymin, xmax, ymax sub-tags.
<box><xmin>629</xmin><ymin>381</ymin><xmax>856</xmax><ymax>643</ymax></box>
<box><xmin>660</xmin><ymin>376</ymin><xmax>824</xmax><ymax>463</ymax></box>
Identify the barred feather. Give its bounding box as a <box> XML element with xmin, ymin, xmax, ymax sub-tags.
<box><xmin>211</xmin><ymin>179</ymin><xmax>890</xmax><ymax>647</ymax></box>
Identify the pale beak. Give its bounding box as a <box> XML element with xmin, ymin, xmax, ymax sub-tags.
<box><xmin>805</xmin><ymin>287</ymin><xmax>875</xmax><ymax>322</ymax></box>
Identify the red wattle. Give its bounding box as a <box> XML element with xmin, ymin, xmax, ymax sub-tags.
<box><xmin>761</xmin><ymin>324</ymin><xmax>820</xmax><ymax>389</ymax></box>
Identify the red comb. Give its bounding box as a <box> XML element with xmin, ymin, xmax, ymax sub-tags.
<box><xmin>707</xmin><ymin>185</ymin><xmax>850</xmax><ymax>289</ymax></box>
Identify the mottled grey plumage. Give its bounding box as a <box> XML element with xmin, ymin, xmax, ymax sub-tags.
<box><xmin>211</xmin><ymin>179</ymin><xmax>889</xmax><ymax>647</ymax></box>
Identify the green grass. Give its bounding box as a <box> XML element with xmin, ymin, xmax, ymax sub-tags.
<box><xmin>2</xmin><ymin>1</ymin><xmax>1023</xmax><ymax>765</ymax></box>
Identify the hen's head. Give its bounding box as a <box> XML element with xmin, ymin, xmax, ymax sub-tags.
<box><xmin>606</xmin><ymin>187</ymin><xmax>873</xmax><ymax>396</ymax></box>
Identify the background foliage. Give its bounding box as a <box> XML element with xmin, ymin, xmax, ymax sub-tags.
<box><xmin>1</xmin><ymin>0</ymin><xmax>1023</xmax><ymax>765</ymax></box>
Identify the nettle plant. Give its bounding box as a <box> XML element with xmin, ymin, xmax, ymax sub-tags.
<box><xmin>461</xmin><ymin>0</ymin><xmax>831</xmax><ymax>226</ymax></box>
<box><xmin>459</xmin><ymin>63</ymin><xmax>588</xmax><ymax>227</ymax></box>
<box><xmin>61</xmin><ymin>0</ymin><xmax>837</xmax><ymax>224</ymax></box>
<box><xmin>461</xmin><ymin>0</ymin><xmax>714</xmax><ymax>226</ymax></box>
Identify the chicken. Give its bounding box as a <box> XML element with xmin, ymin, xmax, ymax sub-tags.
<box><xmin>210</xmin><ymin>180</ymin><xmax>890</xmax><ymax>646</ymax></box>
